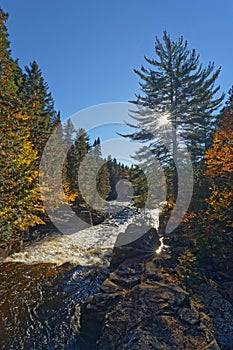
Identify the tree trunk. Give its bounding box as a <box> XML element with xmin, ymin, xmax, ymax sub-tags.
<box><xmin>172</xmin><ymin>125</ymin><xmax>178</xmax><ymax>201</ymax></box>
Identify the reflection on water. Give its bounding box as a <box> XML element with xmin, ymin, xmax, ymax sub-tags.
<box><xmin>0</xmin><ymin>262</ymin><xmax>108</xmax><ymax>350</ymax></box>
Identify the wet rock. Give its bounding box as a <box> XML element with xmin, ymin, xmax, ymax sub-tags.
<box><xmin>222</xmin><ymin>281</ymin><xmax>233</xmax><ymax>301</ymax></box>
<box><xmin>78</xmin><ymin>291</ymin><xmax>125</xmax><ymax>349</ymax></box>
<box><xmin>100</xmin><ymin>279</ymin><xmax>122</xmax><ymax>293</ymax></box>
<box><xmin>93</xmin><ymin>282</ymin><xmax>217</xmax><ymax>350</ymax></box>
<box><xmin>78</xmin><ymin>253</ymin><xmax>223</xmax><ymax>350</ymax></box>
<box><xmin>23</xmin><ymin>222</ymin><xmax>60</xmax><ymax>242</ymax></box>
<box><xmin>110</xmin><ymin>226</ymin><xmax>160</xmax><ymax>270</ymax></box>
<box><xmin>201</xmin><ymin>285</ymin><xmax>233</xmax><ymax>349</ymax></box>
<box><xmin>178</xmin><ymin>307</ymin><xmax>199</xmax><ymax>325</ymax></box>
<box><xmin>77</xmin><ymin>223</ymin><xmax>233</xmax><ymax>350</ymax></box>
<box><xmin>202</xmin><ymin>341</ymin><xmax>221</xmax><ymax>350</ymax></box>
<box><xmin>109</xmin><ymin>260</ymin><xmax>143</xmax><ymax>289</ymax></box>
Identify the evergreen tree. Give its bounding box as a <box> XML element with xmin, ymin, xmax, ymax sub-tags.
<box><xmin>39</xmin><ymin>115</ymin><xmax>67</xmax><ymax>213</ymax></box>
<box><xmin>129</xmin><ymin>164</ymin><xmax>148</xmax><ymax>208</ymax></box>
<box><xmin>97</xmin><ymin>162</ymin><xmax>111</xmax><ymax>201</ymax></box>
<box><xmin>123</xmin><ymin>31</ymin><xmax>224</xmax><ymax>200</ymax></box>
<box><xmin>63</xmin><ymin>118</ymin><xmax>76</xmax><ymax>148</ymax></box>
<box><xmin>20</xmin><ymin>61</ymin><xmax>60</xmax><ymax>221</ymax></box>
<box><xmin>65</xmin><ymin>128</ymin><xmax>90</xmax><ymax>205</ymax></box>
<box><xmin>62</xmin><ymin>118</ymin><xmax>77</xmax><ymax>199</ymax></box>
<box><xmin>78</xmin><ymin>138</ymin><xmax>111</xmax><ymax>209</ymax></box>
<box><xmin>75</xmin><ymin>128</ymin><xmax>91</xmax><ymax>161</ymax></box>
<box><xmin>0</xmin><ymin>9</ymin><xmax>42</xmax><ymax>240</ymax></box>
<box><xmin>0</xmin><ymin>9</ymin><xmax>19</xmax><ymax>109</ymax></box>
<box><xmin>107</xmin><ymin>157</ymin><xmax>122</xmax><ymax>200</ymax></box>
<box><xmin>21</xmin><ymin>60</ymin><xmax>58</xmax><ymax>157</ymax></box>
<box><xmin>93</xmin><ymin>139</ymin><xmax>111</xmax><ymax>201</ymax></box>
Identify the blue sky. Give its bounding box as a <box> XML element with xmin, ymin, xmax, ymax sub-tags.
<box><xmin>2</xmin><ymin>0</ymin><xmax>233</xmax><ymax>120</ymax></box>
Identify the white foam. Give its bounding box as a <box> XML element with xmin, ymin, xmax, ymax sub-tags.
<box><xmin>3</xmin><ymin>204</ymin><xmax>161</xmax><ymax>265</ymax></box>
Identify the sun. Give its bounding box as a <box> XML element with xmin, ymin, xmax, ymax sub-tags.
<box><xmin>157</xmin><ymin>112</ymin><xmax>171</xmax><ymax>129</ymax></box>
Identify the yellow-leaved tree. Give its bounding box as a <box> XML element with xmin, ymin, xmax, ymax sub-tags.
<box><xmin>0</xmin><ymin>111</ymin><xmax>44</xmax><ymax>241</ymax></box>
<box><xmin>0</xmin><ymin>9</ymin><xmax>43</xmax><ymax>241</ymax></box>
<box><xmin>205</xmin><ymin>87</ymin><xmax>233</xmax><ymax>228</ymax></box>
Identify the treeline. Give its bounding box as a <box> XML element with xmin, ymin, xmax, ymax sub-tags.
<box><xmin>52</xmin><ymin>120</ymin><xmax>132</xmax><ymax>209</ymax></box>
<box><xmin>0</xmin><ymin>9</ymin><xmax>130</xmax><ymax>242</ymax></box>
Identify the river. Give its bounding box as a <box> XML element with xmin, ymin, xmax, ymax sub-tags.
<box><xmin>0</xmin><ymin>203</ymin><xmax>160</xmax><ymax>349</ymax></box>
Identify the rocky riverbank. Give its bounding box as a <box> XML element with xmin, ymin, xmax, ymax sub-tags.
<box><xmin>77</xmin><ymin>225</ymin><xmax>233</xmax><ymax>350</ymax></box>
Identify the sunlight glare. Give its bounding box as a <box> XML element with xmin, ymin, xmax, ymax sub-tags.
<box><xmin>155</xmin><ymin>237</ymin><xmax>164</xmax><ymax>255</ymax></box>
<box><xmin>157</xmin><ymin>112</ymin><xmax>171</xmax><ymax>129</ymax></box>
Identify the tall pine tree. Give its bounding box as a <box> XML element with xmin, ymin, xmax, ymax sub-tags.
<box><xmin>93</xmin><ymin>138</ymin><xmax>111</xmax><ymax>201</ymax></box>
<box><xmin>21</xmin><ymin>60</ymin><xmax>58</xmax><ymax>157</ymax></box>
<box><xmin>123</xmin><ymin>31</ymin><xmax>224</xmax><ymax>201</ymax></box>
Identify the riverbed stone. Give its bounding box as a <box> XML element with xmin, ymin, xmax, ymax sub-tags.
<box><xmin>77</xmin><ymin>224</ymin><xmax>233</xmax><ymax>349</ymax></box>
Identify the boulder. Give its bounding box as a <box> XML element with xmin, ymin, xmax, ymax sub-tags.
<box><xmin>110</xmin><ymin>225</ymin><xmax>160</xmax><ymax>270</ymax></box>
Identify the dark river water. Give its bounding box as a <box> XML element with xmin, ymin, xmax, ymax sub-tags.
<box><xmin>0</xmin><ymin>204</ymin><xmax>159</xmax><ymax>349</ymax></box>
<box><xmin>0</xmin><ymin>261</ymin><xmax>108</xmax><ymax>349</ymax></box>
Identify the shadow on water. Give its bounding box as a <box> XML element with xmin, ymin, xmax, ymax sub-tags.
<box><xmin>0</xmin><ymin>262</ymin><xmax>108</xmax><ymax>350</ymax></box>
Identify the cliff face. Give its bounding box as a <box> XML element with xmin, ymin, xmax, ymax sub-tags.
<box><xmin>77</xmin><ymin>227</ymin><xmax>233</xmax><ymax>350</ymax></box>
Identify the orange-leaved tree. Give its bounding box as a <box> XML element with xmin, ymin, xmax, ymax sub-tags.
<box><xmin>204</xmin><ymin>87</ymin><xmax>233</xmax><ymax>228</ymax></box>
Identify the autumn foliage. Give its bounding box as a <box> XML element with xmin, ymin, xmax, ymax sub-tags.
<box><xmin>205</xmin><ymin>90</ymin><xmax>233</xmax><ymax>228</ymax></box>
<box><xmin>1</xmin><ymin>8</ymin><xmax>232</xmax><ymax>247</ymax></box>
<box><xmin>0</xmin><ymin>112</ymin><xmax>44</xmax><ymax>240</ymax></box>
<box><xmin>0</xmin><ymin>10</ymin><xmax>51</xmax><ymax>241</ymax></box>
